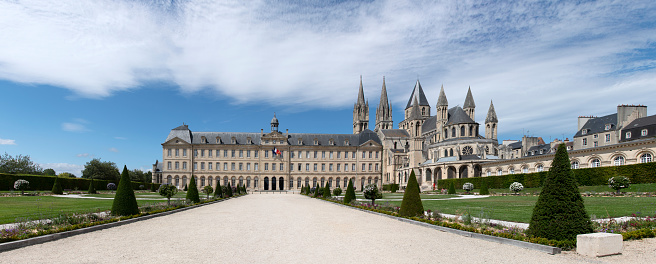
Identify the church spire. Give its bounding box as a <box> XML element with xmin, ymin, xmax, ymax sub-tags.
<box><xmin>357</xmin><ymin>75</ymin><xmax>365</xmax><ymax>105</ymax></box>
<box><xmin>353</xmin><ymin>75</ymin><xmax>369</xmax><ymax>134</ymax></box>
<box><xmin>463</xmin><ymin>86</ymin><xmax>475</xmax><ymax>120</ymax></box>
<box><xmin>485</xmin><ymin>100</ymin><xmax>498</xmax><ymax>123</ymax></box>
<box><xmin>485</xmin><ymin>100</ymin><xmax>498</xmax><ymax>140</ymax></box>
<box><xmin>375</xmin><ymin>76</ymin><xmax>393</xmax><ymax>132</ymax></box>
<box><xmin>437</xmin><ymin>84</ymin><xmax>448</xmax><ymax>107</ymax></box>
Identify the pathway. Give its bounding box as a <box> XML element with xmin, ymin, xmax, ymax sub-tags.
<box><xmin>0</xmin><ymin>194</ymin><xmax>652</xmax><ymax>263</ymax></box>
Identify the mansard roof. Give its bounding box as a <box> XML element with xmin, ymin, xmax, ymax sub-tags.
<box><xmin>624</xmin><ymin>114</ymin><xmax>656</xmax><ymax>129</ymax></box>
<box><xmin>405</xmin><ymin>80</ymin><xmax>430</xmax><ymax>109</ymax></box>
<box><xmin>166</xmin><ymin>126</ymin><xmax>381</xmax><ymax>147</ymax></box>
<box><xmin>166</xmin><ymin>124</ymin><xmax>192</xmax><ymax>143</ymax></box>
<box><xmin>573</xmin><ymin>113</ymin><xmax>617</xmax><ymax>138</ymax></box>
<box><xmin>446</xmin><ymin>106</ymin><xmax>476</xmax><ymax>125</ymax></box>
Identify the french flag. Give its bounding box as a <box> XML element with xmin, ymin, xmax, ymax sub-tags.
<box><xmin>272</xmin><ymin>148</ymin><xmax>281</xmax><ymax>156</ymax></box>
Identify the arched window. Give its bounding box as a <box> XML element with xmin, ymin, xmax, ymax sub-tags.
<box><xmin>591</xmin><ymin>158</ymin><xmax>601</xmax><ymax>168</ymax></box>
<box><xmin>444</xmin><ymin>129</ymin><xmax>448</xmax><ymax>139</ymax></box>
<box><xmin>469</xmin><ymin>125</ymin><xmax>473</xmax><ymax>136</ymax></box>
<box><xmin>239</xmin><ymin>177</ymin><xmax>244</xmax><ymax>186</ymax></box>
<box><xmin>422</xmin><ymin>107</ymin><xmax>425</xmax><ymax>116</ymax></box>
<box><xmin>313</xmin><ymin>178</ymin><xmax>317</xmax><ymax>187</ymax></box>
<box><xmin>200</xmin><ymin>177</ymin><xmax>205</xmax><ymax>187</ymax></box>
<box><xmin>509</xmin><ymin>168</ymin><xmax>515</xmax><ymax>174</ymax></box>
<box><xmin>297</xmin><ymin>178</ymin><xmax>301</xmax><ymax>188</ymax></box>
<box><xmin>641</xmin><ymin>153</ymin><xmax>653</xmax><ymax>163</ymax></box>
<box><xmin>166</xmin><ymin>175</ymin><xmax>172</xmax><ymax>184</ymax></box>
<box><xmin>449</xmin><ymin>149</ymin><xmax>453</xmax><ymax>156</ymax></box>
<box><xmin>452</xmin><ymin>127</ymin><xmax>456</xmax><ymax>137</ymax></box>
<box><xmin>613</xmin><ymin>156</ymin><xmax>625</xmax><ymax>166</ymax></box>
<box><xmin>254</xmin><ymin>177</ymin><xmax>258</xmax><ymax>188</ymax></box>
<box><xmin>537</xmin><ymin>165</ymin><xmax>544</xmax><ymax>172</ymax></box>
<box><xmin>571</xmin><ymin>161</ymin><xmax>579</xmax><ymax>169</ymax></box>
<box><xmin>208</xmin><ymin>176</ymin><xmax>213</xmax><ymax>187</ymax></box>
<box><xmin>522</xmin><ymin>167</ymin><xmax>528</xmax><ymax>173</ymax></box>
<box><xmin>444</xmin><ymin>149</ymin><xmax>448</xmax><ymax>157</ymax></box>
<box><xmin>460</xmin><ymin>126</ymin><xmax>465</xmax><ymax>137</ymax></box>
<box><xmin>497</xmin><ymin>169</ymin><xmax>502</xmax><ymax>176</ymax></box>
<box><xmin>328</xmin><ymin>178</ymin><xmax>333</xmax><ymax>187</ymax></box>
<box><xmin>247</xmin><ymin>177</ymin><xmax>251</xmax><ymax>188</ymax></box>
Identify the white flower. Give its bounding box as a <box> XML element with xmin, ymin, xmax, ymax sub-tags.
<box><xmin>509</xmin><ymin>182</ymin><xmax>524</xmax><ymax>193</ymax></box>
<box><xmin>462</xmin><ymin>182</ymin><xmax>474</xmax><ymax>191</ymax></box>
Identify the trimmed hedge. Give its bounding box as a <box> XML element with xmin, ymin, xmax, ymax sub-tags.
<box><xmin>0</xmin><ymin>173</ymin><xmax>159</xmax><ymax>192</ymax></box>
<box><xmin>382</xmin><ymin>183</ymin><xmax>399</xmax><ymax>192</ymax></box>
<box><xmin>437</xmin><ymin>161</ymin><xmax>656</xmax><ymax>190</ymax></box>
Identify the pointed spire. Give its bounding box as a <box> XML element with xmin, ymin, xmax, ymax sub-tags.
<box><xmin>357</xmin><ymin>75</ymin><xmax>365</xmax><ymax>105</ymax></box>
<box><xmin>437</xmin><ymin>84</ymin><xmax>448</xmax><ymax>107</ymax></box>
<box><xmin>485</xmin><ymin>100</ymin><xmax>498</xmax><ymax>123</ymax></box>
<box><xmin>405</xmin><ymin>79</ymin><xmax>429</xmax><ymax>109</ymax></box>
<box><xmin>379</xmin><ymin>76</ymin><xmax>389</xmax><ymax>109</ymax></box>
<box><xmin>464</xmin><ymin>86</ymin><xmax>475</xmax><ymax>108</ymax></box>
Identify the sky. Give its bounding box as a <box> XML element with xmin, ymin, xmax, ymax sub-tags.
<box><xmin>1</xmin><ymin>0</ymin><xmax>655</xmax><ymax>176</ymax></box>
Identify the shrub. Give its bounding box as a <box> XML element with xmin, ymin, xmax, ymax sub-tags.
<box><xmin>314</xmin><ymin>187</ymin><xmax>322</xmax><ymax>198</ymax></box>
<box><xmin>183</xmin><ymin>184</ymin><xmax>188</xmax><ymax>191</ymax></box>
<box><xmin>447</xmin><ymin>181</ymin><xmax>456</xmax><ymax>194</ymax></box>
<box><xmin>608</xmin><ymin>176</ymin><xmax>630</xmax><ymax>194</ymax></box>
<box><xmin>214</xmin><ymin>181</ymin><xmax>223</xmax><ymax>198</ymax></box>
<box><xmin>88</xmin><ymin>178</ymin><xmax>96</xmax><ymax>194</ymax></box>
<box><xmin>106</xmin><ymin>183</ymin><xmax>117</xmax><ymax>191</ymax></box>
<box><xmin>226</xmin><ymin>183</ymin><xmax>233</xmax><ymax>197</ymax></box>
<box><xmin>344</xmin><ymin>179</ymin><xmax>356</xmax><ymax>204</ymax></box>
<box><xmin>509</xmin><ymin>182</ymin><xmax>524</xmax><ymax>194</ymax></box>
<box><xmin>364</xmin><ymin>184</ymin><xmax>382</xmax><ymax>205</ymax></box>
<box><xmin>527</xmin><ymin>144</ymin><xmax>593</xmax><ymax>241</ymax></box>
<box><xmin>333</xmin><ymin>187</ymin><xmax>342</xmax><ymax>196</ymax></box>
<box><xmin>186</xmin><ymin>176</ymin><xmax>200</xmax><ymax>203</ymax></box>
<box><xmin>479</xmin><ymin>180</ymin><xmax>489</xmax><ymax>195</ymax></box>
<box><xmin>203</xmin><ymin>185</ymin><xmax>214</xmax><ymax>199</ymax></box>
<box><xmin>51</xmin><ymin>176</ymin><xmax>63</xmax><ymax>194</ymax></box>
<box><xmin>150</xmin><ymin>182</ymin><xmax>157</xmax><ymax>192</ymax></box>
<box><xmin>13</xmin><ymin>179</ymin><xmax>29</xmax><ymax>195</ymax></box>
<box><xmin>399</xmin><ymin>170</ymin><xmax>424</xmax><ymax>217</ymax></box>
<box><xmin>323</xmin><ymin>183</ymin><xmax>331</xmax><ymax>198</ymax></box>
<box><xmin>139</xmin><ymin>185</ymin><xmax>145</xmax><ymax>190</ymax></box>
<box><xmin>158</xmin><ymin>183</ymin><xmax>178</xmax><ymax>205</ymax></box>
<box><xmin>462</xmin><ymin>182</ymin><xmax>474</xmax><ymax>194</ymax></box>
<box><xmin>111</xmin><ymin>166</ymin><xmax>140</xmax><ymax>216</ymax></box>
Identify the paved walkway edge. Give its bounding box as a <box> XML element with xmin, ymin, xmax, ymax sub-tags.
<box><xmin>315</xmin><ymin>197</ymin><xmax>562</xmax><ymax>255</ymax></box>
<box><xmin>0</xmin><ymin>197</ymin><xmax>234</xmax><ymax>253</ymax></box>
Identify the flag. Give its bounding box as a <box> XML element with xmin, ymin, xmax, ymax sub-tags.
<box><xmin>272</xmin><ymin>148</ymin><xmax>282</xmax><ymax>156</ymax></box>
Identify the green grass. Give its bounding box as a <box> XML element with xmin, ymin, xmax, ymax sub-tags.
<box><xmin>439</xmin><ymin>183</ymin><xmax>656</xmax><ymax>195</ymax></box>
<box><xmin>0</xmin><ymin>195</ymin><xmax>174</xmax><ymax>225</ymax></box>
<box><xmin>355</xmin><ymin>193</ymin><xmax>459</xmax><ymax>200</ymax></box>
<box><xmin>377</xmin><ymin>195</ymin><xmax>656</xmax><ymax>223</ymax></box>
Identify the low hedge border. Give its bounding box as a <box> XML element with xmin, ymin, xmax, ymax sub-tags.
<box><xmin>305</xmin><ymin>195</ymin><xmax>566</xmax><ymax>254</ymax></box>
<box><xmin>0</xmin><ymin>195</ymin><xmax>243</xmax><ymax>253</ymax></box>
<box><xmin>0</xmin><ymin>173</ymin><xmax>159</xmax><ymax>192</ymax></box>
<box><xmin>437</xmin><ymin>161</ymin><xmax>656</xmax><ymax>190</ymax></box>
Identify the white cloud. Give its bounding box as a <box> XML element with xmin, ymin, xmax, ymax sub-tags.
<box><xmin>76</xmin><ymin>153</ymin><xmax>92</xmax><ymax>158</ymax></box>
<box><xmin>0</xmin><ymin>138</ymin><xmax>16</xmax><ymax>145</ymax></box>
<box><xmin>109</xmin><ymin>147</ymin><xmax>119</xmax><ymax>153</ymax></box>
<box><xmin>40</xmin><ymin>163</ymin><xmax>85</xmax><ymax>177</ymax></box>
<box><xmin>1</xmin><ymin>1</ymin><xmax>655</xmax><ymax>138</ymax></box>
<box><xmin>62</xmin><ymin>118</ymin><xmax>90</xmax><ymax>132</ymax></box>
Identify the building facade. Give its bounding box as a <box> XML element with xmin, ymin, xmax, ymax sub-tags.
<box><xmin>154</xmin><ymin>78</ymin><xmax>656</xmax><ymax>191</ymax></box>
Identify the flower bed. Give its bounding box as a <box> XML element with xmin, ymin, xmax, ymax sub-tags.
<box><xmin>0</xmin><ymin>194</ymin><xmax>244</xmax><ymax>244</ymax></box>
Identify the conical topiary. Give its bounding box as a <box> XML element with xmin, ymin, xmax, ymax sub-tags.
<box><xmin>344</xmin><ymin>179</ymin><xmax>356</xmax><ymax>204</ymax></box>
<box><xmin>214</xmin><ymin>181</ymin><xmax>223</xmax><ymax>198</ymax></box>
<box><xmin>323</xmin><ymin>183</ymin><xmax>331</xmax><ymax>198</ymax></box>
<box><xmin>150</xmin><ymin>183</ymin><xmax>157</xmax><ymax>192</ymax></box>
<box><xmin>447</xmin><ymin>181</ymin><xmax>456</xmax><ymax>194</ymax></box>
<box><xmin>305</xmin><ymin>184</ymin><xmax>310</xmax><ymax>195</ymax></box>
<box><xmin>527</xmin><ymin>144</ymin><xmax>593</xmax><ymax>241</ymax></box>
<box><xmin>479</xmin><ymin>179</ymin><xmax>489</xmax><ymax>195</ymax></box>
<box><xmin>399</xmin><ymin>170</ymin><xmax>424</xmax><ymax>217</ymax></box>
<box><xmin>88</xmin><ymin>178</ymin><xmax>96</xmax><ymax>194</ymax></box>
<box><xmin>51</xmin><ymin>176</ymin><xmax>63</xmax><ymax>195</ymax></box>
<box><xmin>186</xmin><ymin>176</ymin><xmax>200</xmax><ymax>203</ymax></box>
<box><xmin>111</xmin><ymin>165</ymin><xmax>140</xmax><ymax>216</ymax></box>
<box><xmin>226</xmin><ymin>183</ymin><xmax>233</xmax><ymax>197</ymax></box>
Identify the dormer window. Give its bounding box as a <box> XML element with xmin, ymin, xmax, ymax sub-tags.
<box><xmin>298</xmin><ymin>138</ymin><xmax>303</xmax><ymax>145</ymax></box>
<box><xmin>314</xmin><ymin>138</ymin><xmax>319</xmax><ymax>145</ymax></box>
<box><xmin>604</xmin><ymin>124</ymin><xmax>611</xmax><ymax>131</ymax></box>
<box><xmin>582</xmin><ymin>129</ymin><xmax>587</xmax><ymax>135</ymax></box>
<box><xmin>329</xmin><ymin>139</ymin><xmax>334</xmax><ymax>145</ymax></box>
<box><xmin>247</xmin><ymin>137</ymin><xmax>252</xmax><ymax>144</ymax></box>
<box><xmin>231</xmin><ymin>137</ymin><xmax>236</xmax><ymax>144</ymax></box>
<box><xmin>539</xmin><ymin>149</ymin><xmax>544</xmax><ymax>154</ymax></box>
<box><xmin>642</xmin><ymin>129</ymin><xmax>648</xmax><ymax>136</ymax></box>
<box><xmin>201</xmin><ymin>136</ymin><xmax>207</xmax><ymax>143</ymax></box>
<box><xmin>626</xmin><ymin>132</ymin><xmax>631</xmax><ymax>139</ymax></box>
<box><xmin>216</xmin><ymin>137</ymin><xmax>221</xmax><ymax>144</ymax></box>
<box><xmin>344</xmin><ymin>139</ymin><xmax>349</xmax><ymax>146</ymax></box>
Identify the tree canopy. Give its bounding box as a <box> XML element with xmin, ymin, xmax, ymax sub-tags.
<box><xmin>82</xmin><ymin>158</ymin><xmax>120</xmax><ymax>181</ymax></box>
<box><xmin>43</xmin><ymin>168</ymin><xmax>56</xmax><ymax>176</ymax></box>
<box><xmin>0</xmin><ymin>153</ymin><xmax>43</xmax><ymax>174</ymax></box>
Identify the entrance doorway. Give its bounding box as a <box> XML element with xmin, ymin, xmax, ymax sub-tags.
<box><xmin>272</xmin><ymin>177</ymin><xmax>277</xmax><ymax>190</ymax></box>
<box><xmin>278</xmin><ymin>178</ymin><xmax>284</xmax><ymax>190</ymax></box>
<box><xmin>264</xmin><ymin>177</ymin><xmax>269</xmax><ymax>190</ymax></box>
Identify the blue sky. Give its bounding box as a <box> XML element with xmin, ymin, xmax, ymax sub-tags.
<box><xmin>1</xmin><ymin>0</ymin><xmax>655</xmax><ymax>176</ymax></box>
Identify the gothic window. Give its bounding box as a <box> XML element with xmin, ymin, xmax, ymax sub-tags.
<box><xmin>422</xmin><ymin>107</ymin><xmax>425</xmax><ymax>116</ymax></box>
<box><xmin>449</xmin><ymin>149</ymin><xmax>453</xmax><ymax>156</ymax></box>
<box><xmin>444</xmin><ymin>129</ymin><xmax>448</xmax><ymax>139</ymax></box>
<box><xmin>462</xmin><ymin>146</ymin><xmax>473</xmax><ymax>155</ymax></box>
<box><xmin>452</xmin><ymin>127</ymin><xmax>456</xmax><ymax>137</ymax></box>
<box><xmin>469</xmin><ymin>126</ymin><xmax>473</xmax><ymax>136</ymax></box>
<box><xmin>460</xmin><ymin>126</ymin><xmax>465</xmax><ymax>137</ymax></box>
<box><xmin>444</xmin><ymin>150</ymin><xmax>448</xmax><ymax>157</ymax></box>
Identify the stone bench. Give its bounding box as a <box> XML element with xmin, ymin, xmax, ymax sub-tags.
<box><xmin>577</xmin><ymin>233</ymin><xmax>623</xmax><ymax>257</ymax></box>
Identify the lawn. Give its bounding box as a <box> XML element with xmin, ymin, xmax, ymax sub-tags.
<box><xmin>0</xmin><ymin>195</ymin><xmax>171</xmax><ymax>225</ymax></box>
<box><xmin>437</xmin><ymin>183</ymin><xmax>656</xmax><ymax>195</ymax></box>
<box><xmin>377</xmin><ymin>195</ymin><xmax>656</xmax><ymax>223</ymax></box>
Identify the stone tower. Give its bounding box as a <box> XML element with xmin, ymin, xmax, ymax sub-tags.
<box><xmin>375</xmin><ymin>77</ymin><xmax>393</xmax><ymax>132</ymax></box>
<box><xmin>485</xmin><ymin>100</ymin><xmax>498</xmax><ymax>140</ymax></box>
<box><xmin>353</xmin><ymin>76</ymin><xmax>369</xmax><ymax>134</ymax></box>
<box><xmin>463</xmin><ymin>86</ymin><xmax>476</xmax><ymax>121</ymax></box>
<box><xmin>435</xmin><ymin>85</ymin><xmax>448</xmax><ymax>142</ymax></box>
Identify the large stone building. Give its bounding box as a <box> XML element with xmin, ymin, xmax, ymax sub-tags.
<box><xmin>154</xmin><ymin>77</ymin><xmax>656</xmax><ymax>191</ymax></box>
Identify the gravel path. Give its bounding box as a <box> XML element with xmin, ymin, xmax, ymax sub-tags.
<box><xmin>0</xmin><ymin>194</ymin><xmax>653</xmax><ymax>263</ymax></box>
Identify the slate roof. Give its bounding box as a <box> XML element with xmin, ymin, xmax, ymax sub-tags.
<box><xmin>381</xmin><ymin>129</ymin><xmax>410</xmax><ymax>138</ymax></box>
<box><xmin>508</xmin><ymin>141</ymin><xmax>523</xmax><ymax>149</ymax></box>
<box><xmin>485</xmin><ymin>100</ymin><xmax>498</xmax><ymax>123</ymax></box>
<box><xmin>526</xmin><ymin>144</ymin><xmax>553</xmax><ymax>156</ymax></box>
<box><xmin>624</xmin><ymin>114</ymin><xmax>656</xmax><ymax>129</ymax></box>
<box><xmin>463</xmin><ymin>87</ymin><xmax>475</xmax><ymax>108</ymax></box>
<box><xmin>446</xmin><ymin>106</ymin><xmax>476</xmax><ymax>125</ymax></box>
<box><xmin>405</xmin><ymin>80</ymin><xmax>430</xmax><ymax>109</ymax></box>
<box><xmin>573</xmin><ymin>113</ymin><xmax>617</xmax><ymax>138</ymax></box>
<box><xmin>166</xmin><ymin>126</ymin><xmax>382</xmax><ymax>147</ymax></box>
<box><xmin>421</xmin><ymin>115</ymin><xmax>437</xmax><ymax>134</ymax></box>
<box><xmin>436</xmin><ymin>85</ymin><xmax>448</xmax><ymax>107</ymax></box>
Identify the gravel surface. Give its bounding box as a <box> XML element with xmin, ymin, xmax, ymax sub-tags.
<box><xmin>1</xmin><ymin>194</ymin><xmax>653</xmax><ymax>263</ymax></box>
